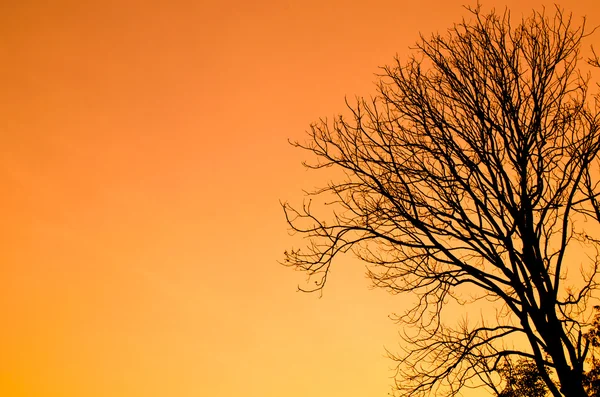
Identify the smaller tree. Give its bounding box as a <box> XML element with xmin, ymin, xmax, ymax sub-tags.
<box><xmin>495</xmin><ymin>308</ymin><xmax>600</xmax><ymax>397</ymax></box>
<box><xmin>584</xmin><ymin>307</ymin><xmax>600</xmax><ymax>397</ymax></box>
<box><xmin>497</xmin><ymin>359</ymin><xmax>548</xmax><ymax>397</ymax></box>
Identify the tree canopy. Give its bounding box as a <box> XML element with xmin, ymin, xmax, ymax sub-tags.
<box><xmin>283</xmin><ymin>5</ymin><xmax>600</xmax><ymax>397</ymax></box>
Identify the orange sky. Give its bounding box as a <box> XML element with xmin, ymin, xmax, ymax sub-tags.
<box><xmin>2</xmin><ymin>1</ymin><xmax>600</xmax><ymax>396</ymax></box>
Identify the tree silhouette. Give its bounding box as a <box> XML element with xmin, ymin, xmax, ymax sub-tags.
<box><xmin>497</xmin><ymin>359</ymin><xmax>548</xmax><ymax>397</ymax></box>
<box><xmin>495</xmin><ymin>309</ymin><xmax>600</xmax><ymax>397</ymax></box>
<box><xmin>583</xmin><ymin>307</ymin><xmax>600</xmax><ymax>397</ymax></box>
<box><xmin>282</xmin><ymin>5</ymin><xmax>600</xmax><ymax>397</ymax></box>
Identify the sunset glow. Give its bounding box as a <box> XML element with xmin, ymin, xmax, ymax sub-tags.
<box><xmin>2</xmin><ymin>1</ymin><xmax>600</xmax><ymax>396</ymax></box>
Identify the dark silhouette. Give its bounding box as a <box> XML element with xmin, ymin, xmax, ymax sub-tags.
<box><xmin>496</xmin><ymin>359</ymin><xmax>548</xmax><ymax>397</ymax></box>
<box><xmin>282</xmin><ymin>5</ymin><xmax>600</xmax><ymax>397</ymax></box>
<box><xmin>496</xmin><ymin>308</ymin><xmax>600</xmax><ymax>397</ymax></box>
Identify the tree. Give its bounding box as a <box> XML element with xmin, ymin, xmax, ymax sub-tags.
<box><xmin>282</xmin><ymin>5</ymin><xmax>600</xmax><ymax>397</ymax></box>
<box><xmin>495</xmin><ymin>309</ymin><xmax>600</xmax><ymax>397</ymax></box>
<box><xmin>497</xmin><ymin>359</ymin><xmax>548</xmax><ymax>397</ymax></box>
<box><xmin>583</xmin><ymin>307</ymin><xmax>600</xmax><ymax>397</ymax></box>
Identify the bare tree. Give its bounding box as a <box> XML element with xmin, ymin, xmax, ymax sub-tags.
<box><xmin>282</xmin><ymin>6</ymin><xmax>600</xmax><ymax>397</ymax></box>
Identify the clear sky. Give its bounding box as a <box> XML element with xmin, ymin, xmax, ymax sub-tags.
<box><xmin>2</xmin><ymin>1</ymin><xmax>600</xmax><ymax>396</ymax></box>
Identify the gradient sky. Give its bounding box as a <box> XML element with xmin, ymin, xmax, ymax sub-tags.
<box><xmin>2</xmin><ymin>1</ymin><xmax>600</xmax><ymax>396</ymax></box>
